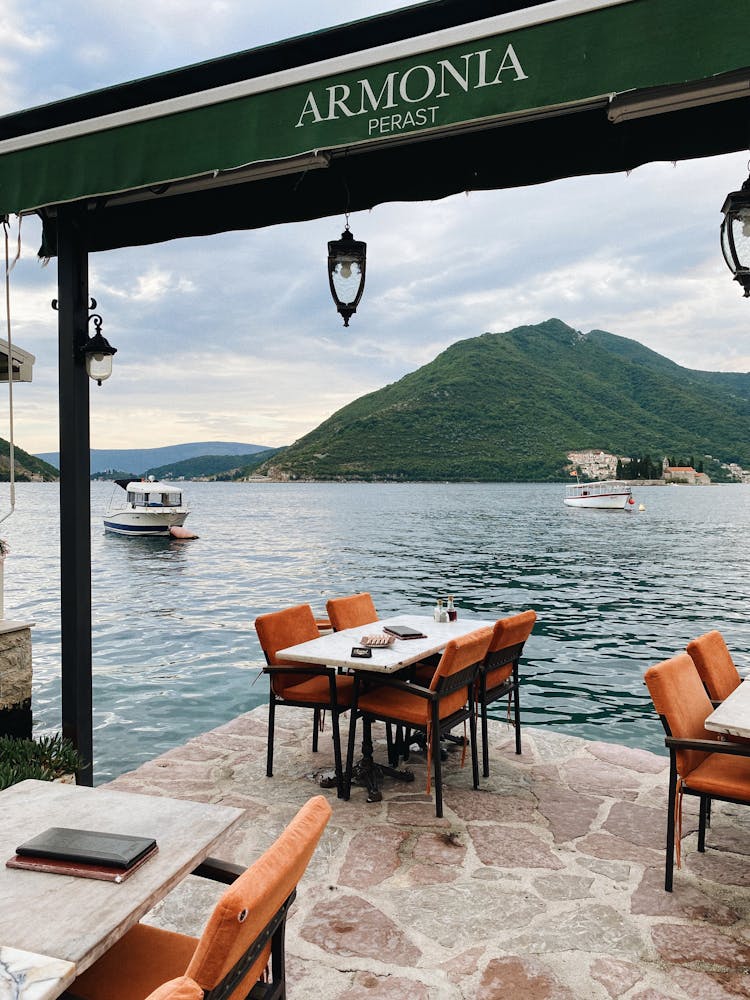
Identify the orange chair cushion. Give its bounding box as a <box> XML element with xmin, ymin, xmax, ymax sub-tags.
<box><xmin>145</xmin><ymin>978</ymin><xmax>204</xmax><ymax>1000</ymax></box>
<box><xmin>644</xmin><ymin>653</ymin><xmax>718</xmax><ymax>778</ymax></box>
<box><xmin>685</xmin><ymin>752</ymin><xmax>750</xmax><ymax>800</ymax></box>
<box><xmin>485</xmin><ymin>663</ymin><xmax>513</xmax><ymax>692</ymax></box>
<box><xmin>282</xmin><ymin>673</ymin><xmax>355</xmax><ymax>706</ymax></box>
<box><xmin>326</xmin><ymin>593</ymin><xmax>378</xmax><ymax>631</ymax></box>
<box><xmin>482</xmin><ymin>610</ymin><xmax>536</xmax><ymax>691</ymax></box>
<box><xmin>71</xmin><ymin>923</ymin><xmax>198</xmax><ymax>1000</ymax></box>
<box><xmin>186</xmin><ymin>796</ymin><xmax>332</xmax><ymax>999</ymax></box>
<box><xmin>687</xmin><ymin>630</ymin><xmax>741</xmax><ymax>702</ymax></box>
<box><xmin>255</xmin><ymin>604</ymin><xmax>332</xmax><ymax>697</ymax></box>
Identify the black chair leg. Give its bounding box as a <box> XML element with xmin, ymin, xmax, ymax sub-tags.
<box><xmin>481</xmin><ymin>701</ymin><xmax>490</xmax><ymax>779</ymax></box>
<box><xmin>698</xmin><ymin>795</ymin><xmax>708</xmax><ymax>852</ymax></box>
<box><xmin>343</xmin><ymin>679</ymin><xmax>361</xmax><ymax>801</ymax></box>
<box><xmin>665</xmin><ymin>753</ymin><xmax>677</xmax><ymax>892</ymax></box>
<box><xmin>512</xmin><ymin>666</ymin><xmax>522</xmax><ymax>755</ymax></box>
<box><xmin>432</xmin><ymin>708</ymin><xmax>444</xmax><ymax>818</ymax></box>
<box><xmin>330</xmin><ymin>710</ymin><xmax>345</xmax><ymax>799</ymax></box>
<box><xmin>312</xmin><ymin>708</ymin><xmax>320</xmax><ymax>752</ymax></box>
<box><xmin>469</xmin><ymin>704</ymin><xmax>480</xmax><ymax>790</ymax></box>
<box><xmin>267</xmin><ymin>694</ymin><xmax>276</xmax><ymax>777</ymax></box>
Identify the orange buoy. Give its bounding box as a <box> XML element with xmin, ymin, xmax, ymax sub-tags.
<box><xmin>169</xmin><ymin>525</ymin><xmax>198</xmax><ymax>539</ymax></box>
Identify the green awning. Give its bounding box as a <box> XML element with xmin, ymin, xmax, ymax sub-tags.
<box><xmin>1</xmin><ymin>0</ymin><xmax>748</xmax><ymax>252</ymax></box>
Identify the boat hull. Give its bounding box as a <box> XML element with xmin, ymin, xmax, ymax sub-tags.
<box><xmin>103</xmin><ymin>510</ymin><xmax>189</xmax><ymax>536</ymax></box>
<box><xmin>564</xmin><ymin>492</ymin><xmax>631</xmax><ymax>510</ymax></box>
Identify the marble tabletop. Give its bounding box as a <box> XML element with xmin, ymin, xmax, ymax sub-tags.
<box><xmin>277</xmin><ymin>614</ymin><xmax>496</xmax><ymax>673</ymax></box>
<box><xmin>705</xmin><ymin>677</ymin><xmax>750</xmax><ymax>740</ymax></box>
<box><xmin>0</xmin><ymin>780</ymin><xmax>243</xmax><ymax>1000</ymax></box>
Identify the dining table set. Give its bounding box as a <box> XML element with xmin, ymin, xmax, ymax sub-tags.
<box><xmin>278</xmin><ymin>613</ymin><xmax>497</xmax><ymax>802</ymax></box>
<box><xmin>257</xmin><ymin>596</ymin><xmax>538</xmax><ymax>818</ymax></box>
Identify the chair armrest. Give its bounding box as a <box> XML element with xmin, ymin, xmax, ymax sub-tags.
<box><xmin>361</xmin><ymin>675</ymin><xmax>434</xmax><ymax>699</ymax></box>
<box><xmin>665</xmin><ymin>736</ymin><xmax>750</xmax><ymax>757</ymax></box>
<box><xmin>191</xmin><ymin>856</ymin><xmax>245</xmax><ymax>883</ymax></box>
<box><xmin>264</xmin><ymin>664</ymin><xmax>333</xmax><ymax>677</ymax></box>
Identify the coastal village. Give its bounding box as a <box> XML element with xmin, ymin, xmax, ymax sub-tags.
<box><xmin>567</xmin><ymin>449</ymin><xmax>750</xmax><ymax>485</ymax></box>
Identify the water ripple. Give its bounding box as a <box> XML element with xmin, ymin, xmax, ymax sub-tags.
<box><xmin>3</xmin><ymin>481</ymin><xmax>748</xmax><ymax>781</ymax></box>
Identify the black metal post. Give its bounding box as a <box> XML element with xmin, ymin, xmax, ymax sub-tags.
<box><xmin>57</xmin><ymin>203</ymin><xmax>93</xmax><ymax>785</ymax></box>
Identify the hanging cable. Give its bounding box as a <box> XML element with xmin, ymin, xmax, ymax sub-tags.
<box><xmin>0</xmin><ymin>217</ymin><xmax>16</xmax><ymax>526</ymax></box>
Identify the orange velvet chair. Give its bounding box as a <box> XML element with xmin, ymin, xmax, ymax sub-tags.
<box><xmin>255</xmin><ymin>604</ymin><xmax>354</xmax><ymax>797</ymax></box>
<box><xmin>687</xmin><ymin>630</ymin><xmax>742</xmax><ymax>703</ymax></box>
<box><xmin>143</xmin><ymin>979</ymin><xmax>203</xmax><ymax>1000</ymax></box>
<box><xmin>644</xmin><ymin>653</ymin><xmax>750</xmax><ymax>891</ymax></box>
<box><xmin>478</xmin><ymin>610</ymin><xmax>537</xmax><ymax>776</ymax></box>
<box><xmin>325</xmin><ymin>592</ymin><xmax>378</xmax><ymax>632</ymax></box>
<box><xmin>345</xmin><ymin>628</ymin><xmax>491</xmax><ymax>817</ymax></box>
<box><xmin>68</xmin><ymin>796</ymin><xmax>332</xmax><ymax>1000</ymax></box>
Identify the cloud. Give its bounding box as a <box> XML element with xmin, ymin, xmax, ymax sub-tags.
<box><xmin>1</xmin><ymin>3</ymin><xmax>749</xmax><ymax>454</ymax></box>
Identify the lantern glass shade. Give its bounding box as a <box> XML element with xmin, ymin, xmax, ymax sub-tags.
<box><xmin>327</xmin><ymin>227</ymin><xmax>367</xmax><ymax>326</ymax></box>
<box><xmin>86</xmin><ymin>351</ymin><xmax>113</xmax><ymax>385</ymax></box>
<box><xmin>83</xmin><ymin>330</ymin><xmax>117</xmax><ymax>385</ymax></box>
<box><xmin>720</xmin><ymin>178</ymin><xmax>750</xmax><ymax>297</ymax></box>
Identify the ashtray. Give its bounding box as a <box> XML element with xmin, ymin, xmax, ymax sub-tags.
<box><xmin>360</xmin><ymin>633</ymin><xmax>396</xmax><ymax>647</ymax></box>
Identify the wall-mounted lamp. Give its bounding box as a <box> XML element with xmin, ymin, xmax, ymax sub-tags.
<box><xmin>83</xmin><ymin>313</ymin><xmax>117</xmax><ymax>386</ymax></box>
<box><xmin>720</xmin><ymin>167</ymin><xmax>750</xmax><ymax>297</ymax></box>
<box><xmin>327</xmin><ymin>220</ymin><xmax>366</xmax><ymax>327</ymax></box>
<box><xmin>51</xmin><ymin>296</ymin><xmax>118</xmax><ymax>384</ymax></box>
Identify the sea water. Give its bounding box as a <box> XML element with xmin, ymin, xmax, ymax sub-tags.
<box><xmin>2</xmin><ymin>480</ymin><xmax>748</xmax><ymax>782</ymax></box>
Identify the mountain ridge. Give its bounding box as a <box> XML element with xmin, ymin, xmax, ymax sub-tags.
<box><xmin>37</xmin><ymin>441</ymin><xmax>273</xmax><ymax>475</ymax></box>
<box><xmin>259</xmin><ymin>319</ymin><xmax>750</xmax><ymax>482</ymax></box>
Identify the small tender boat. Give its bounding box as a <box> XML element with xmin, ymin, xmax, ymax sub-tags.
<box><xmin>104</xmin><ymin>477</ymin><xmax>190</xmax><ymax>536</ymax></box>
<box><xmin>564</xmin><ymin>480</ymin><xmax>635</xmax><ymax>510</ymax></box>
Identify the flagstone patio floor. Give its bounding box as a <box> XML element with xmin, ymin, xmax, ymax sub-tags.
<box><xmin>106</xmin><ymin>707</ymin><xmax>750</xmax><ymax>999</ymax></box>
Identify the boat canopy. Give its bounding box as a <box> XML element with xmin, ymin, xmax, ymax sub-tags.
<box><xmin>0</xmin><ymin>0</ymin><xmax>747</xmax><ymax>255</ymax></box>
<box><xmin>114</xmin><ymin>479</ymin><xmax>182</xmax><ymax>495</ymax></box>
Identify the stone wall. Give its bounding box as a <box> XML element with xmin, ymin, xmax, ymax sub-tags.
<box><xmin>0</xmin><ymin>625</ymin><xmax>32</xmax><ymax>739</ymax></box>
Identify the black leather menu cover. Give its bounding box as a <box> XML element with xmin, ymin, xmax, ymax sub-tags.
<box><xmin>383</xmin><ymin>625</ymin><xmax>427</xmax><ymax>639</ymax></box>
<box><xmin>15</xmin><ymin>827</ymin><xmax>157</xmax><ymax>869</ymax></box>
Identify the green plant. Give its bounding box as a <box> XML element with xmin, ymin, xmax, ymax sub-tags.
<box><xmin>0</xmin><ymin>734</ymin><xmax>84</xmax><ymax>790</ymax></box>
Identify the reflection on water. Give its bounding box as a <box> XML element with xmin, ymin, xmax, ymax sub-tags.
<box><xmin>2</xmin><ymin>481</ymin><xmax>748</xmax><ymax>782</ymax></box>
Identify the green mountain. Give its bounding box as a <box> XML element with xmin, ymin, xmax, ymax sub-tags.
<box><xmin>146</xmin><ymin>449</ymin><xmax>279</xmax><ymax>480</ymax></box>
<box><xmin>259</xmin><ymin>319</ymin><xmax>750</xmax><ymax>482</ymax></box>
<box><xmin>0</xmin><ymin>440</ymin><xmax>58</xmax><ymax>481</ymax></box>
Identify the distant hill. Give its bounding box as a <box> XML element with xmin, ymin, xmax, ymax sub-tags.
<box><xmin>259</xmin><ymin>319</ymin><xmax>750</xmax><ymax>482</ymax></box>
<box><xmin>0</xmin><ymin>440</ymin><xmax>58</xmax><ymax>481</ymax></box>
<box><xmin>146</xmin><ymin>448</ymin><xmax>280</xmax><ymax>480</ymax></box>
<box><xmin>37</xmin><ymin>441</ymin><xmax>272</xmax><ymax>475</ymax></box>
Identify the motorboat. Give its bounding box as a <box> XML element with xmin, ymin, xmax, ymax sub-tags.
<box><xmin>104</xmin><ymin>477</ymin><xmax>190</xmax><ymax>535</ymax></box>
<box><xmin>564</xmin><ymin>480</ymin><xmax>635</xmax><ymax>510</ymax></box>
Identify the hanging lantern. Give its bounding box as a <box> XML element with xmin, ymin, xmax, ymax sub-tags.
<box><xmin>83</xmin><ymin>314</ymin><xmax>117</xmax><ymax>386</ymax></box>
<box><xmin>720</xmin><ymin>168</ymin><xmax>750</xmax><ymax>297</ymax></box>
<box><xmin>327</xmin><ymin>222</ymin><xmax>366</xmax><ymax>326</ymax></box>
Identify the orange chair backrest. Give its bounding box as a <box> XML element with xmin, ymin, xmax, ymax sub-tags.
<box><xmin>326</xmin><ymin>593</ymin><xmax>378</xmax><ymax>631</ymax></box>
<box><xmin>644</xmin><ymin>652</ymin><xmax>718</xmax><ymax>778</ymax></box>
<box><xmin>186</xmin><ymin>796</ymin><xmax>332</xmax><ymax>1000</ymax></box>
<box><xmin>144</xmin><ymin>978</ymin><xmax>204</xmax><ymax>1000</ymax></box>
<box><xmin>255</xmin><ymin>604</ymin><xmax>321</xmax><ymax>697</ymax></box>
<box><xmin>686</xmin><ymin>630</ymin><xmax>741</xmax><ymax>702</ymax></box>
<box><xmin>430</xmin><ymin>628</ymin><xmax>492</xmax><ymax>716</ymax></box>
<box><xmin>485</xmin><ymin>610</ymin><xmax>537</xmax><ymax>687</ymax></box>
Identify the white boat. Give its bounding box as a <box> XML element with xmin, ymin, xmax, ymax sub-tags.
<box><xmin>104</xmin><ymin>477</ymin><xmax>190</xmax><ymax>536</ymax></box>
<box><xmin>564</xmin><ymin>480</ymin><xmax>635</xmax><ymax>510</ymax></box>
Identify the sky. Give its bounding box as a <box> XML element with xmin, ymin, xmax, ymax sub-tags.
<box><xmin>1</xmin><ymin>0</ymin><xmax>749</xmax><ymax>455</ymax></box>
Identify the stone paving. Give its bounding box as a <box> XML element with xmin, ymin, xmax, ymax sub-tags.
<box><xmin>106</xmin><ymin>707</ymin><xmax>750</xmax><ymax>999</ymax></box>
